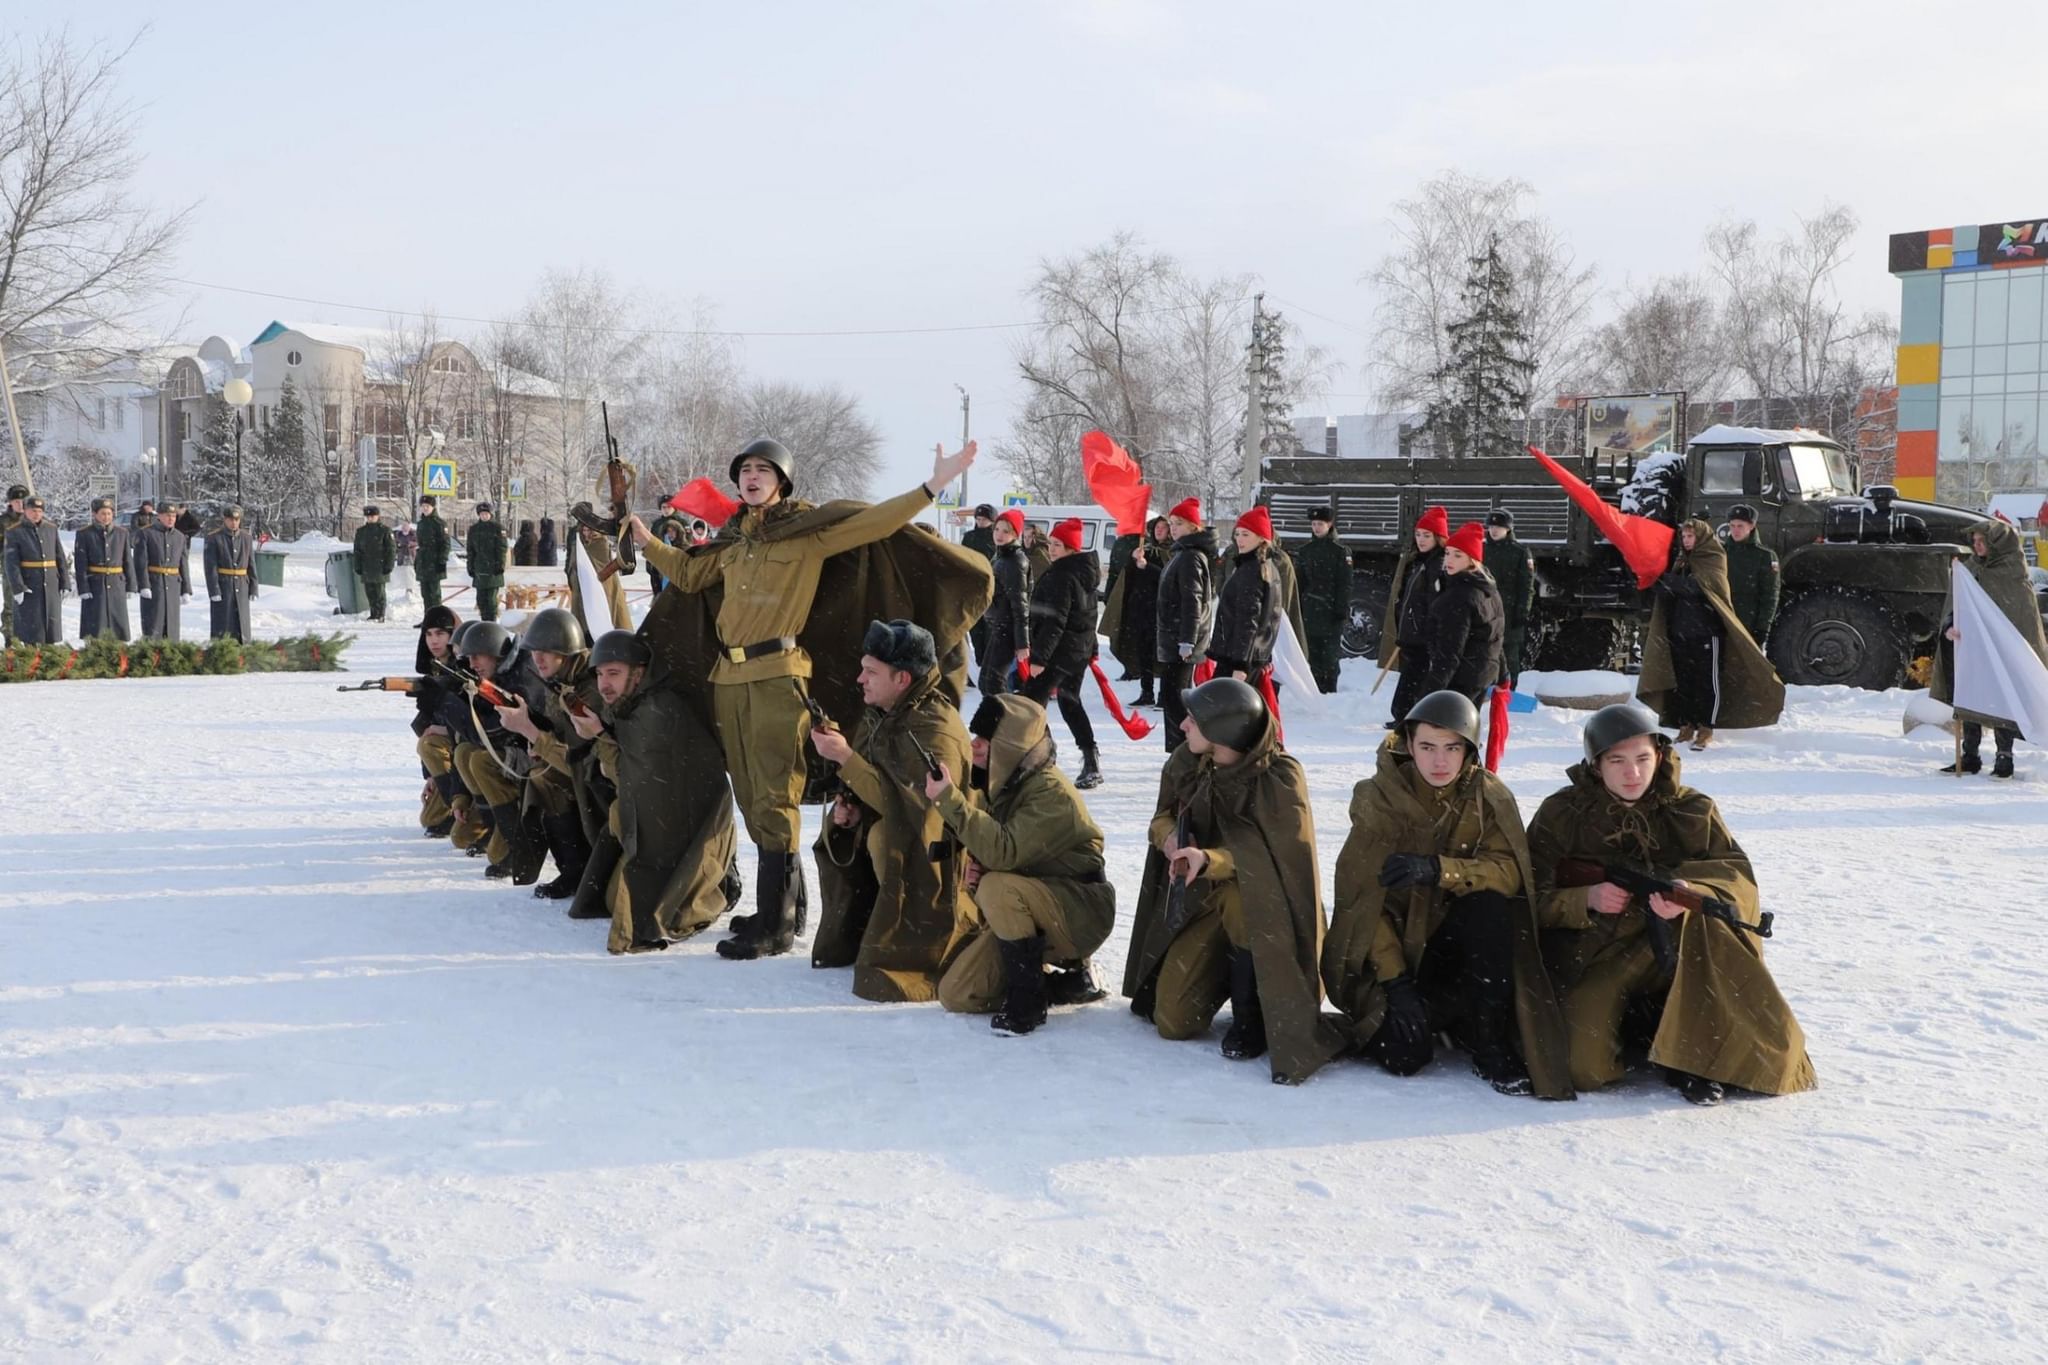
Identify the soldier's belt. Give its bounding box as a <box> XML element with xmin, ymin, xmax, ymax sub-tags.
<box><xmin>724</xmin><ymin>635</ymin><xmax>797</xmax><ymax>664</ymax></box>
<box><xmin>215</xmin><ymin>568</ymin><xmax>248</xmax><ymax>576</ymax></box>
<box><xmin>148</xmin><ymin>566</ymin><xmax>182</xmax><ymax>575</ymax></box>
<box><xmin>88</xmin><ymin>566</ymin><xmax>126</xmax><ymax>574</ymax></box>
<box><xmin>19</xmin><ymin>560</ymin><xmax>56</xmax><ymax>569</ymax></box>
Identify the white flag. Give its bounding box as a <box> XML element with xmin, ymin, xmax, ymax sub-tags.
<box><xmin>1950</xmin><ymin>560</ymin><xmax>2048</xmax><ymax>743</ymax></box>
<box><xmin>1271</xmin><ymin>615</ymin><xmax>1324</xmax><ymax>716</ymax></box>
<box><xmin>574</xmin><ymin>539</ymin><xmax>613</xmax><ymax>639</ymax></box>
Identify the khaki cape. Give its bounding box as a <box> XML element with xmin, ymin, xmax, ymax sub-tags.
<box><xmin>1638</xmin><ymin>519</ymin><xmax>1785</xmax><ymax>730</ymax></box>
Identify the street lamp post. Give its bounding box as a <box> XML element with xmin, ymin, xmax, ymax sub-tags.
<box><xmin>223</xmin><ymin>377</ymin><xmax>254</xmax><ymax>508</ymax></box>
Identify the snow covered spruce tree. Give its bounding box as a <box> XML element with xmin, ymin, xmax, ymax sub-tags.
<box><xmin>1244</xmin><ymin>299</ymin><xmax>1302</xmax><ymax>466</ymax></box>
<box><xmin>1421</xmin><ymin>235</ymin><xmax>1536</xmax><ymax>460</ymax></box>
<box><xmin>189</xmin><ymin>400</ymin><xmax>241</xmax><ymax>505</ymax></box>
<box><xmin>250</xmin><ymin>374</ymin><xmax>314</xmax><ymax>532</ymax></box>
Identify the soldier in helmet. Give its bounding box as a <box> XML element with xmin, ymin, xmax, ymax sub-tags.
<box><xmin>494</xmin><ymin>606</ymin><xmax>601</xmax><ymax>901</ymax></box>
<box><xmin>625</xmin><ymin>436</ymin><xmax>981</xmax><ymax>964</ymax></box>
<box><xmin>76</xmin><ymin>497</ymin><xmax>138</xmax><ymax>640</ymax></box>
<box><xmin>353</xmin><ymin>505</ymin><xmax>397</xmax><ymax>622</ymax></box>
<box><xmin>1321</xmin><ymin>691</ymin><xmax>1572</xmax><ymax>1098</ymax></box>
<box><xmin>572</xmin><ymin>629</ymin><xmax>742</xmax><ymax>953</ymax></box>
<box><xmin>2</xmin><ymin>495</ymin><xmax>69</xmax><ymax>645</ymax></box>
<box><xmin>137</xmin><ymin>502</ymin><xmax>193</xmax><ymax>640</ymax></box>
<box><xmin>808</xmin><ymin>619</ymin><xmax>977</xmax><ymax>1001</ymax></box>
<box><xmin>448</xmin><ymin>620</ymin><xmax>553</xmax><ymax>885</ymax></box>
<box><xmin>1122</xmin><ymin>677</ymin><xmax>1350</xmax><ymax>1085</ymax></box>
<box><xmin>203</xmin><ymin>505</ymin><xmax>258</xmax><ymax>641</ymax></box>
<box><xmin>426</xmin><ymin>620</ymin><xmax>493</xmax><ymax>856</ymax></box>
<box><xmin>466</xmin><ymin>503</ymin><xmax>508</xmax><ymax>621</ymax></box>
<box><xmin>1526</xmin><ymin>704</ymin><xmax>1815</xmax><ymax>1105</ymax></box>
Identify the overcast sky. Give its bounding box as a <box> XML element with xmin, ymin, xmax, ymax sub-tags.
<box><xmin>16</xmin><ymin>0</ymin><xmax>2045</xmax><ymax>498</ymax></box>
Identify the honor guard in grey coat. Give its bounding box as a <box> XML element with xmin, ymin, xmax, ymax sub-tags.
<box><xmin>203</xmin><ymin>505</ymin><xmax>259</xmax><ymax>641</ymax></box>
<box><xmin>138</xmin><ymin>502</ymin><xmax>193</xmax><ymax>640</ymax></box>
<box><xmin>1</xmin><ymin>483</ymin><xmax>25</xmax><ymax>645</ymax></box>
<box><xmin>76</xmin><ymin>497</ymin><xmax>137</xmax><ymax>639</ymax></box>
<box><xmin>3</xmin><ymin>495</ymin><xmax>71</xmax><ymax>644</ymax></box>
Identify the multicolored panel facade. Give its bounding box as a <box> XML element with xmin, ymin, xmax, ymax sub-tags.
<box><xmin>1889</xmin><ymin>216</ymin><xmax>2048</xmax><ymax>502</ymax></box>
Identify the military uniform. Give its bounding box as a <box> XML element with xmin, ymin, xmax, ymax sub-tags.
<box><xmin>466</xmin><ymin>512</ymin><xmax>508</xmax><ymax>621</ymax></box>
<box><xmin>0</xmin><ymin>488</ymin><xmax>22</xmax><ymax>645</ymax></box>
<box><xmin>75</xmin><ymin>514</ymin><xmax>137</xmax><ymax>640</ymax></box>
<box><xmin>415</xmin><ymin>505</ymin><xmax>451</xmax><ymax>609</ymax></box>
<box><xmin>352</xmin><ymin>511</ymin><xmax>397</xmax><ymax>622</ymax></box>
<box><xmin>203</xmin><ymin>520</ymin><xmax>258</xmax><ymax>641</ymax></box>
<box><xmin>1640</xmin><ymin>519</ymin><xmax>1785</xmax><ymax>744</ymax></box>
<box><xmin>1485</xmin><ymin>517</ymin><xmax>1535</xmax><ymax>683</ymax></box>
<box><xmin>1527</xmin><ymin>736</ymin><xmax>1815</xmax><ymax>1099</ymax></box>
<box><xmin>811</xmin><ymin>660</ymin><xmax>977</xmax><ymax>1003</ymax></box>
<box><xmin>936</xmin><ymin>695</ymin><xmax>1116</xmax><ymax>1021</ymax></box>
<box><xmin>2</xmin><ymin>505</ymin><xmax>69</xmax><ymax>645</ymax></box>
<box><xmin>136</xmin><ymin>516</ymin><xmax>192</xmax><ymax>640</ymax></box>
<box><xmin>1294</xmin><ymin>522</ymin><xmax>1351</xmax><ymax>693</ymax></box>
<box><xmin>1720</xmin><ymin>528</ymin><xmax>1780</xmax><ymax>647</ymax></box>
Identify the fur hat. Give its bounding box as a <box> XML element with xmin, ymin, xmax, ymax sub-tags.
<box><xmin>969</xmin><ymin>694</ymin><xmax>1007</xmax><ymax>740</ymax></box>
<box><xmin>1234</xmin><ymin>506</ymin><xmax>1273</xmax><ymax>542</ymax></box>
<box><xmin>861</xmin><ymin>618</ymin><xmax>936</xmax><ymax>677</ymax></box>
<box><xmin>1309</xmin><ymin>506</ymin><xmax>1334</xmax><ymax>524</ymax></box>
<box><xmin>1486</xmin><ymin>509</ymin><xmax>1514</xmax><ymax>529</ymax></box>
<box><xmin>1728</xmin><ymin>503</ymin><xmax>1759</xmax><ymax>523</ymax></box>
<box><xmin>1445</xmin><ymin>521</ymin><xmax>1487</xmax><ymax>563</ymax></box>
<box><xmin>1050</xmin><ymin>518</ymin><xmax>1084</xmax><ymax>552</ymax></box>
<box><xmin>1415</xmin><ymin>505</ymin><xmax>1450</xmax><ymax>539</ymax></box>
<box><xmin>420</xmin><ymin>604</ymin><xmax>462</xmax><ymax>633</ymax></box>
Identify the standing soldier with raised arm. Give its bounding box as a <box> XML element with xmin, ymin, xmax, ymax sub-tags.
<box><xmin>630</xmin><ymin>437</ymin><xmax>983</xmax><ymax>963</ymax></box>
<box><xmin>414</xmin><ymin>495</ymin><xmax>451</xmax><ymax>612</ymax></box>
<box><xmin>137</xmin><ymin>502</ymin><xmax>193</xmax><ymax>640</ymax></box>
<box><xmin>203</xmin><ymin>505</ymin><xmax>258</xmax><ymax>641</ymax></box>
<box><xmin>76</xmin><ymin>497</ymin><xmax>137</xmax><ymax>641</ymax></box>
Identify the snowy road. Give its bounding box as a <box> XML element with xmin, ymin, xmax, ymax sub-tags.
<box><xmin>2</xmin><ymin>567</ymin><xmax>2043</xmax><ymax>1360</ymax></box>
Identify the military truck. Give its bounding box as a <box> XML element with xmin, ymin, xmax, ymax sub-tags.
<box><xmin>1259</xmin><ymin>424</ymin><xmax>1986</xmax><ymax>690</ymax></box>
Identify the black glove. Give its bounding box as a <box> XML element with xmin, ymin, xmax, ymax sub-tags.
<box><xmin>1381</xmin><ymin>975</ymin><xmax>1427</xmax><ymax>1046</ymax></box>
<box><xmin>1377</xmin><ymin>853</ymin><xmax>1441</xmax><ymax>890</ymax></box>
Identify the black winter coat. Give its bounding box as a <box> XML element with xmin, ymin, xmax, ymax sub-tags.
<box><xmin>1419</xmin><ymin>568</ymin><xmax>1504</xmax><ymax>699</ymax></box>
<box><xmin>1155</xmin><ymin>527</ymin><xmax>1218</xmax><ymax>664</ymax></box>
<box><xmin>1211</xmin><ymin>548</ymin><xmax>1283</xmax><ymax>671</ymax></box>
<box><xmin>1028</xmin><ymin>550</ymin><xmax>1100</xmax><ymax>678</ymax></box>
<box><xmin>1396</xmin><ymin>546</ymin><xmax>1444</xmax><ymax>651</ymax></box>
<box><xmin>984</xmin><ymin>542</ymin><xmax>1032</xmax><ymax>660</ymax></box>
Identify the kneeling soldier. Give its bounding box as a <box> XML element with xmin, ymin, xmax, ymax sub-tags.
<box><xmin>1122</xmin><ymin>677</ymin><xmax>1350</xmax><ymax>1085</ymax></box>
<box><xmin>1321</xmin><ymin>691</ymin><xmax>1572</xmax><ymax>1098</ymax></box>
<box><xmin>931</xmin><ymin>694</ymin><xmax>1117</xmax><ymax>1033</ymax></box>
<box><xmin>449</xmin><ymin>622</ymin><xmax>552</xmax><ymax>885</ymax></box>
<box><xmin>496</xmin><ymin>607</ymin><xmax>600</xmax><ymax>901</ymax></box>
<box><xmin>411</xmin><ymin>605</ymin><xmax>465</xmax><ymax>837</ymax></box>
<box><xmin>580</xmin><ymin>630</ymin><xmax>742</xmax><ymax>954</ymax></box>
<box><xmin>1527</xmin><ymin>704</ymin><xmax>1816</xmax><ymax>1105</ymax></box>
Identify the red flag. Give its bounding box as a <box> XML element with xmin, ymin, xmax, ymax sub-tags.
<box><xmin>1484</xmin><ymin>682</ymin><xmax>1510</xmax><ymax>773</ymax></box>
<box><xmin>668</xmin><ymin>477</ymin><xmax>739</xmax><ymax>527</ymax></box>
<box><xmin>1087</xmin><ymin>658</ymin><xmax>1153</xmax><ymax>740</ymax></box>
<box><xmin>1081</xmin><ymin>430</ymin><xmax>1152</xmax><ymax>536</ymax></box>
<box><xmin>1254</xmin><ymin>667</ymin><xmax>1285</xmax><ymax>747</ymax></box>
<box><xmin>1526</xmin><ymin>446</ymin><xmax>1673</xmax><ymax>589</ymax></box>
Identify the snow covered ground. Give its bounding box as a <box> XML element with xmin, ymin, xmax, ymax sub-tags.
<box><xmin>3</xmin><ymin>558</ymin><xmax>2043</xmax><ymax>1360</ymax></box>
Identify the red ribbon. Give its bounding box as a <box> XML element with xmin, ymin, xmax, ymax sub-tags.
<box><xmin>1088</xmin><ymin>658</ymin><xmax>1153</xmax><ymax>740</ymax></box>
<box><xmin>1485</xmin><ymin>683</ymin><xmax>1511</xmax><ymax>773</ymax></box>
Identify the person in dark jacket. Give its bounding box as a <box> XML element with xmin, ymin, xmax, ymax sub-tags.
<box><xmin>513</xmin><ymin>519</ymin><xmax>539</xmax><ymax>567</ymax></box>
<box><xmin>536</xmin><ymin>516</ymin><xmax>559</xmax><ymax>567</ymax></box>
<box><xmin>352</xmin><ymin>505</ymin><xmax>398</xmax><ymax>622</ymax></box>
<box><xmin>466</xmin><ymin>504</ymin><xmax>508</xmax><ymax>621</ymax></box>
<box><xmin>75</xmin><ymin>497</ymin><xmax>136</xmax><ymax>640</ymax></box>
<box><xmin>1484</xmin><ymin>510</ymin><xmax>1535</xmax><ymax>685</ymax></box>
<box><xmin>415</xmin><ymin>496</ymin><xmax>451</xmax><ymax>610</ymax></box>
<box><xmin>1294</xmin><ymin>507</ymin><xmax>1350</xmax><ymax>693</ymax></box>
<box><xmin>1387</xmin><ymin>505</ymin><xmax>1448</xmax><ymax>725</ymax></box>
<box><xmin>1652</xmin><ymin>521</ymin><xmax>1726</xmax><ymax>751</ymax></box>
<box><xmin>1023</xmin><ymin>517</ymin><xmax>1103</xmax><ymax>789</ymax></box>
<box><xmin>1719</xmin><ymin>504</ymin><xmax>1779</xmax><ymax>647</ymax></box>
<box><xmin>1414</xmin><ymin>521</ymin><xmax>1505</xmax><ymax>707</ymax></box>
<box><xmin>1119</xmin><ymin>516</ymin><xmax>1169</xmax><ymax>705</ymax></box>
<box><xmin>962</xmin><ymin>504</ymin><xmax>997</xmax><ymax>664</ymax></box>
<box><xmin>1155</xmin><ymin>498</ymin><xmax>1218</xmax><ymax>752</ymax></box>
<box><xmin>1210</xmin><ymin>506</ymin><xmax>1285</xmax><ymax>686</ymax></box>
<box><xmin>978</xmin><ymin>507</ymin><xmax>1032</xmax><ymax>696</ymax></box>
<box><xmin>2</xmin><ymin>495</ymin><xmax>69</xmax><ymax>644</ymax></box>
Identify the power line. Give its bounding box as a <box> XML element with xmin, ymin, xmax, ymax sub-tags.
<box><xmin>167</xmin><ymin>277</ymin><xmax>1256</xmax><ymax>341</ymax></box>
<box><xmin>1269</xmin><ymin>294</ymin><xmax>1372</xmax><ymax>340</ymax></box>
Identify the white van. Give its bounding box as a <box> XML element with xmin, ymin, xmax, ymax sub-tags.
<box><xmin>941</xmin><ymin>504</ymin><xmax>1129</xmax><ymax>565</ymax></box>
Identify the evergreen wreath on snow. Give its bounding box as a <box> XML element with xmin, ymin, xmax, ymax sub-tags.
<box><xmin>0</xmin><ymin>632</ymin><xmax>355</xmax><ymax>684</ymax></box>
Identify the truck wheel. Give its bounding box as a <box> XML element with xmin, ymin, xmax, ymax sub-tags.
<box><xmin>1768</xmin><ymin>590</ymin><xmax>1905</xmax><ymax>691</ymax></box>
<box><xmin>1341</xmin><ymin>567</ymin><xmax>1394</xmax><ymax>658</ymax></box>
<box><xmin>1532</xmin><ymin>618</ymin><xmax>1622</xmax><ymax>671</ymax></box>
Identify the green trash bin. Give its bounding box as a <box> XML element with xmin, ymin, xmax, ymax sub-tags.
<box><xmin>325</xmin><ymin>549</ymin><xmax>365</xmax><ymax>614</ymax></box>
<box><xmin>254</xmin><ymin>549</ymin><xmax>289</xmax><ymax>589</ymax></box>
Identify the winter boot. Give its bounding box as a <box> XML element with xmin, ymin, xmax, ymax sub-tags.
<box><xmin>1940</xmin><ymin>754</ymin><xmax>1982</xmax><ymax>775</ymax></box>
<box><xmin>717</xmin><ymin>850</ymin><xmax>799</xmax><ymax>959</ymax></box>
<box><xmin>1993</xmin><ymin>753</ymin><xmax>2015</xmax><ymax>779</ymax></box>
<box><xmin>1673</xmin><ymin>725</ymin><xmax>1695</xmax><ymax>745</ymax></box>
<box><xmin>423</xmin><ymin>817</ymin><xmax>455</xmax><ymax>839</ymax></box>
<box><xmin>1134</xmin><ymin>680</ymin><xmax>1157</xmax><ymax>708</ymax></box>
<box><xmin>1219</xmin><ymin>948</ymin><xmax>1268</xmax><ymax>1061</ymax></box>
<box><xmin>991</xmin><ymin>934</ymin><xmax>1050</xmax><ymax>1036</ymax></box>
<box><xmin>1690</xmin><ymin>726</ymin><xmax>1713</xmax><ymax>751</ymax></box>
<box><xmin>567</xmin><ymin>831</ymin><xmax>622</xmax><ymax>920</ymax></box>
<box><xmin>1045</xmin><ymin>957</ymin><xmax>1108</xmax><ymax>1007</ymax></box>
<box><xmin>1472</xmin><ymin>1049</ymin><xmax>1534</xmax><ymax>1097</ymax></box>
<box><xmin>489</xmin><ymin>801</ymin><xmax>549</xmax><ymax>887</ymax></box>
<box><xmin>1075</xmin><ymin>746</ymin><xmax>1103</xmax><ymax>790</ymax></box>
<box><xmin>1668</xmin><ymin>1068</ymin><xmax>1724</xmax><ymax>1106</ymax></box>
<box><xmin>533</xmin><ymin>808</ymin><xmax>592</xmax><ymax>901</ymax></box>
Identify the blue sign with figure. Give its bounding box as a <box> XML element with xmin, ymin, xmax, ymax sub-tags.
<box><xmin>422</xmin><ymin>458</ymin><xmax>457</xmax><ymax>495</ymax></box>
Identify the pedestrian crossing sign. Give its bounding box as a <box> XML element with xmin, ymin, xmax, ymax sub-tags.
<box><xmin>422</xmin><ymin>458</ymin><xmax>457</xmax><ymax>496</ymax></box>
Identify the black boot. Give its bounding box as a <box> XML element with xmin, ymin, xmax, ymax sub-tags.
<box><xmin>1940</xmin><ymin>753</ymin><xmax>1982</xmax><ymax>775</ymax></box>
<box><xmin>718</xmin><ymin>850</ymin><xmax>799</xmax><ymax>959</ymax></box>
<box><xmin>1219</xmin><ymin>948</ymin><xmax>1268</xmax><ymax>1061</ymax></box>
<box><xmin>1993</xmin><ymin>752</ymin><xmax>2015</xmax><ymax>779</ymax></box>
<box><xmin>533</xmin><ymin>808</ymin><xmax>592</xmax><ymax>901</ymax></box>
<box><xmin>566</xmin><ymin>831</ymin><xmax>622</xmax><ymax>920</ymax></box>
<box><xmin>489</xmin><ymin>801</ymin><xmax>549</xmax><ymax>886</ymax></box>
<box><xmin>992</xmin><ymin>934</ymin><xmax>1050</xmax><ymax>1035</ymax></box>
<box><xmin>423</xmin><ymin>817</ymin><xmax>454</xmax><ymax>839</ymax></box>
<box><xmin>1134</xmin><ymin>676</ymin><xmax>1156</xmax><ymax>707</ymax></box>
<box><xmin>1045</xmin><ymin>957</ymin><xmax>1107</xmax><ymax>1007</ymax></box>
<box><xmin>1668</xmin><ymin>1068</ymin><xmax>1724</xmax><ymax>1106</ymax></box>
<box><xmin>1075</xmin><ymin>746</ymin><xmax>1103</xmax><ymax>790</ymax></box>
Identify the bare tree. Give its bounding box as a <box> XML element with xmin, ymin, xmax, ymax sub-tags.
<box><xmin>736</xmin><ymin>380</ymin><xmax>881</xmax><ymax>502</ymax></box>
<box><xmin>0</xmin><ymin>31</ymin><xmax>188</xmax><ymax>394</ymax></box>
<box><xmin>1588</xmin><ymin>273</ymin><xmax>1729</xmax><ymax>399</ymax></box>
<box><xmin>517</xmin><ymin>267</ymin><xmax>646</xmax><ymax>520</ymax></box>
<box><xmin>377</xmin><ymin>308</ymin><xmax>451</xmax><ymax>506</ymax></box>
<box><xmin>1014</xmin><ymin>232</ymin><xmax>1178</xmax><ymax>457</ymax></box>
<box><xmin>629</xmin><ymin>299</ymin><xmax>745</xmax><ymax>497</ymax></box>
<box><xmin>471</xmin><ymin>323</ymin><xmax>543</xmax><ymax>513</ymax></box>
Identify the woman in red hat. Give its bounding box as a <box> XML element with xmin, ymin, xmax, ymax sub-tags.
<box><xmin>1212</xmin><ymin>507</ymin><xmax>1285</xmax><ymax>691</ymax></box>
<box><xmin>1412</xmin><ymin>521</ymin><xmax>1504</xmax><ymax>708</ymax></box>
<box><xmin>1386</xmin><ymin>505</ymin><xmax>1450</xmax><ymax>725</ymax></box>
<box><xmin>1154</xmin><ymin>498</ymin><xmax>1218</xmax><ymax>750</ymax></box>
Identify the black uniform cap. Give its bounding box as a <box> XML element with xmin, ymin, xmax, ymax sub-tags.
<box><xmin>23</xmin><ymin>495</ymin><xmax>45</xmax><ymax>510</ymax></box>
<box><xmin>862</xmin><ymin>618</ymin><xmax>936</xmax><ymax>677</ymax></box>
<box><xmin>1727</xmin><ymin>503</ymin><xmax>1758</xmax><ymax>523</ymax></box>
<box><xmin>5</xmin><ymin>484</ymin><xmax>26</xmax><ymax>501</ymax></box>
<box><xmin>91</xmin><ymin>497</ymin><xmax>113</xmax><ymax>513</ymax></box>
<box><xmin>1310</xmin><ymin>506</ymin><xmax>1335</xmax><ymax>523</ymax></box>
<box><xmin>419</xmin><ymin>495</ymin><xmax>437</xmax><ymax>509</ymax></box>
<box><xmin>475</xmin><ymin>502</ymin><xmax>493</xmax><ymax>514</ymax></box>
<box><xmin>363</xmin><ymin>505</ymin><xmax>381</xmax><ymax>517</ymax></box>
<box><xmin>974</xmin><ymin>503</ymin><xmax>997</xmax><ymax>520</ymax></box>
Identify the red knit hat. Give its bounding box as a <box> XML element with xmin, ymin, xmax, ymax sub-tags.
<box><xmin>1168</xmin><ymin>497</ymin><xmax>1202</xmax><ymax>525</ymax></box>
<box><xmin>1234</xmin><ymin>506</ymin><xmax>1273</xmax><ymax>542</ymax></box>
<box><xmin>996</xmin><ymin>508</ymin><xmax>1026</xmax><ymax>536</ymax></box>
<box><xmin>1050</xmin><ymin>517</ymin><xmax>1084</xmax><ymax>552</ymax></box>
<box><xmin>1445</xmin><ymin>520</ymin><xmax>1487</xmax><ymax>564</ymax></box>
<box><xmin>1416</xmin><ymin>505</ymin><xmax>1450</xmax><ymax>539</ymax></box>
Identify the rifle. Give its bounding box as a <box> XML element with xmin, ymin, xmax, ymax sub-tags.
<box><xmin>803</xmin><ymin>696</ymin><xmax>836</xmax><ymax>733</ymax></box>
<box><xmin>549</xmin><ymin>677</ymin><xmax>594</xmax><ymax>720</ymax></box>
<box><xmin>904</xmin><ymin>726</ymin><xmax>947</xmax><ymax>784</ymax></box>
<box><xmin>336</xmin><ymin>676</ymin><xmax>422</xmax><ymax>694</ymax></box>
<box><xmin>1553</xmin><ymin>857</ymin><xmax>1774</xmax><ymax>974</ymax></box>
<box><xmin>568</xmin><ymin>402</ymin><xmax>638</xmax><ymax>582</ymax></box>
<box><xmin>432</xmin><ymin>656</ymin><xmax>513</xmax><ymax>710</ymax></box>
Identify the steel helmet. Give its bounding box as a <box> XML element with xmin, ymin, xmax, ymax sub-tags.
<box><xmin>521</xmin><ymin>606</ymin><xmax>588</xmax><ymax>657</ymax></box>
